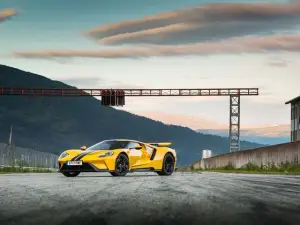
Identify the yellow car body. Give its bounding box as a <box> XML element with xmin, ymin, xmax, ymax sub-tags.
<box><xmin>58</xmin><ymin>139</ymin><xmax>177</xmax><ymax>177</ymax></box>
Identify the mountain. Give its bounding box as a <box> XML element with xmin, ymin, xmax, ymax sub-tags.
<box><xmin>197</xmin><ymin>125</ymin><xmax>290</xmax><ymax>145</ymax></box>
<box><xmin>240</xmin><ymin>125</ymin><xmax>289</xmax><ymax>137</ymax></box>
<box><xmin>134</xmin><ymin>111</ymin><xmax>290</xmax><ymax>145</ymax></box>
<box><xmin>0</xmin><ymin>65</ymin><xmax>263</xmax><ymax>166</ymax></box>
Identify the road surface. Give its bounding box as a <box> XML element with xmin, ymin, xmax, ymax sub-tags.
<box><xmin>0</xmin><ymin>172</ymin><xmax>300</xmax><ymax>225</ymax></box>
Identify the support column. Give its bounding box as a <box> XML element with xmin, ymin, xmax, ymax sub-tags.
<box><xmin>229</xmin><ymin>95</ymin><xmax>240</xmax><ymax>152</ymax></box>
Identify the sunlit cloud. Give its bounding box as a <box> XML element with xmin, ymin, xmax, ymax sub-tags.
<box><xmin>13</xmin><ymin>34</ymin><xmax>300</xmax><ymax>59</ymax></box>
<box><xmin>0</xmin><ymin>8</ymin><xmax>17</xmax><ymax>23</ymax></box>
<box><xmin>84</xmin><ymin>2</ymin><xmax>300</xmax><ymax>45</ymax></box>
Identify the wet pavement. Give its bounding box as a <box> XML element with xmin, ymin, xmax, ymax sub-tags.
<box><xmin>0</xmin><ymin>172</ymin><xmax>300</xmax><ymax>225</ymax></box>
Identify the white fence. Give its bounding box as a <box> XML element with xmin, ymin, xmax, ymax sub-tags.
<box><xmin>0</xmin><ymin>143</ymin><xmax>59</xmax><ymax>168</ymax></box>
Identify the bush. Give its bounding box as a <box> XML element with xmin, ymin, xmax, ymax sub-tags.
<box><xmin>222</xmin><ymin>162</ymin><xmax>235</xmax><ymax>170</ymax></box>
<box><xmin>205</xmin><ymin>161</ymin><xmax>300</xmax><ymax>173</ymax></box>
<box><xmin>241</xmin><ymin>162</ymin><xmax>260</xmax><ymax>171</ymax></box>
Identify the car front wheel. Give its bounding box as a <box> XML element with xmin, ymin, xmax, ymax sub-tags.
<box><xmin>110</xmin><ymin>153</ymin><xmax>129</xmax><ymax>176</ymax></box>
<box><xmin>62</xmin><ymin>171</ymin><xmax>80</xmax><ymax>177</ymax></box>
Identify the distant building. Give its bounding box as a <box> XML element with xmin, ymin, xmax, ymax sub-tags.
<box><xmin>285</xmin><ymin>95</ymin><xmax>300</xmax><ymax>142</ymax></box>
<box><xmin>202</xmin><ymin>149</ymin><xmax>212</xmax><ymax>159</ymax></box>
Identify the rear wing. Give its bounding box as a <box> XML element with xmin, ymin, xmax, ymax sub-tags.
<box><xmin>146</xmin><ymin>142</ymin><xmax>172</xmax><ymax>147</ymax></box>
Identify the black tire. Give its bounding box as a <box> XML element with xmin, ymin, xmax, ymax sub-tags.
<box><xmin>62</xmin><ymin>171</ymin><xmax>80</xmax><ymax>177</ymax></box>
<box><xmin>111</xmin><ymin>153</ymin><xmax>129</xmax><ymax>176</ymax></box>
<box><xmin>157</xmin><ymin>153</ymin><xmax>175</xmax><ymax>176</ymax></box>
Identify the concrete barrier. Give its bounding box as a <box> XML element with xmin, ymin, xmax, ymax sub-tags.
<box><xmin>192</xmin><ymin>141</ymin><xmax>300</xmax><ymax>169</ymax></box>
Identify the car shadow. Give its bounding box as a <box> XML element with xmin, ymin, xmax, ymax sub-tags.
<box><xmin>76</xmin><ymin>174</ymin><xmax>159</xmax><ymax>178</ymax></box>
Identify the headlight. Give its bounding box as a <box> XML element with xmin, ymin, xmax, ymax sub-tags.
<box><xmin>59</xmin><ymin>152</ymin><xmax>69</xmax><ymax>159</ymax></box>
<box><xmin>98</xmin><ymin>151</ymin><xmax>114</xmax><ymax>158</ymax></box>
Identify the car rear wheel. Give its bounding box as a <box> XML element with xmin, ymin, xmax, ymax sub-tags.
<box><xmin>110</xmin><ymin>153</ymin><xmax>129</xmax><ymax>176</ymax></box>
<box><xmin>62</xmin><ymin>171</ymin><xmax>80</xmax><ymax>177</ymax></box>
<box><xmin>157</xmin><ymin>153</ymin><xmax>175</xmax><ymax>176</ymax></box>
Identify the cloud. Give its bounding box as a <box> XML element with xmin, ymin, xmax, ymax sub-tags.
<box><xmin>121</xmin><ymin>96</ymin><xmax>290</xmax><ymax>126</ymax></box>
<box><xmin>129</xmin><ymin>110</ymin><xmax>290</xmax><ymax>135</ymax></box>
<box><xmin>60</xmin><ymin>77</ymin><xmax>105</xmax><ymax>88</ymax></box>
<box><xmin>267</xmin><ymin>58</ymin><xmax>292</xmax><ymax>67</ymax></box>
<box><xmin>131</xmin><ymin>111</ymin><xmax>227</xmax><ymax>130</ymax></box>
<box><xmin>0</xmin><ymin>8</ymin><xmax>17</xmax><ymax>23</ymax></box>
<box><xmin>84</xmin><ymin>2</ymin><xmax>300</xmax><ymax>45</ymax></box>
<box><xmin>10</xmin><ymin>2</ymin><xmax>300</xmax><ymax>61</ymax></box>
<box><xmin>12</xmin><ymin>34</ymin><xmax>300</xmax><ymax>59</ymax></box>
<box><xmin>60</xmin><ymin>77</ymin><xmax>143</xmax><ymax>89</ymax></box>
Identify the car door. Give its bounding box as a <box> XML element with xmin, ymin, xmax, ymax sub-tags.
<box><xmin>127</xmin><ymin>142</ymin><xmax>143</xmax><ymax>167</ymax></box>
<box><xmin>133</xmin><ymin>143</ymin><xmax>153</xmax><ymax>168</ymax></box>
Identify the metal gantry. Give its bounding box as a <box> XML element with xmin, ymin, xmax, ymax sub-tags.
<box><xmin>229</xmin><ymin>95</ymin><xmax>241</xmax><ymax>153</ymax></box>
<box><xmin>0</xmin><ymin>87</ymin><xmax>259</xmax><ymax>97</ymax></box>
<box><xmin>0</xmin><ymin>87</ymin><xmax>259</xmax><ymax>152</ymax></box>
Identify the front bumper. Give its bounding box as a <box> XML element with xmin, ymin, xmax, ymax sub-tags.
<box><xmin>59</xmin><ymin>162</ymin><xmax>110</xmax><ymax>172</ymax></box>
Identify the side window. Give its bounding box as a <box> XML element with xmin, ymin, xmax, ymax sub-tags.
<box><xmin>127</xmin><ymin>142</ymin><xmax>142</xmax><ymax>149</ymax></box>
<box><xmin>145</xmin><ymin>145</ymin><xmax>154</xmax><ymax>155</ymax></box>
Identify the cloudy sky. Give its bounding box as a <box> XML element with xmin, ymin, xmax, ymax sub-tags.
<box><xmin>0</xmin><ymin>0</ymin><xmax>299</xmax><ymax>129</ymax></box>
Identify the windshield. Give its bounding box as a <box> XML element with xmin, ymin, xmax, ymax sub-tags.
<box><xmin>86</xmin><ymin>140</ymin><xmax>129</xmax><ymax>151</ymax></box>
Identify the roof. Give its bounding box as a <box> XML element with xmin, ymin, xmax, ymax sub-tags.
<box><xmin>107</xmin><ymin>139</ymin><xmax>154</xmax><ymax>144</ymax></box>
<box><xmin>285</xmin><ymin>95</ymin><xmax>300</xmax><ymax>104</ymax></box>
<box><xmin>112</xmin><ymin>139</ymin><xmax>136</xmax><ymax>142</ymax></box>
<box><xmin>106</xmin><ymin>139</ymin><xmax>171</xmax><ymax>147</ymax></box>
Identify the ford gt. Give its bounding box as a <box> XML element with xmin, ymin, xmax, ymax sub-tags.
<box><xmin>58</xmin><ymin>139</ymin><xmax>177</xmax><ymax>177</ymax></box>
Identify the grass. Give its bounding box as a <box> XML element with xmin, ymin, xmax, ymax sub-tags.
<box><xmin>177</xmin><ymin>162</ymin><xmax>300</xmax><ymax>175</ymax></box>
<box><xmin>199</xmin><ymin>170</ymin><xmax>300</xmax><ymax>175</ymax></box>
<box><xmin>0</xmin><ymin>165</ymin><xmax>55</xmax><ymax>174</ymax></box>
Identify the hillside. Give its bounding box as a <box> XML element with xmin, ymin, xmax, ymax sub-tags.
<box><xmin>0</xmin><ymin>65</ymin><xmax>263</xmax><ymax>165</ymax></box>
<box><xmin>198</xmin><ymin>125</ymin><xmax>290</xmax><ymax>145</ymax></box>
<box><xmin>134</xmin><ymin>111</ymin><xmax>290</xmax><ymax>145</ymax></box>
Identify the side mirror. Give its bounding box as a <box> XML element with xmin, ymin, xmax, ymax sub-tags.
<box><xmin>80</xmin><ymin>146</ymin><xmax>87</xmax><ymax>151</ymax></box>
<box><xmin>134</xmin><ymin>146</ymin><xmax>142</xmax><ymax>150</ymax></box>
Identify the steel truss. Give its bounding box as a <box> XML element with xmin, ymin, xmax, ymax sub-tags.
<box><xmin>229</xmin><ymin>95</ymin><xmax>241</xmax><ymax>153</ymax></box>
<box><xmin>0</xmin><ymin>87</ymin><xmax>258</xmax><ymax>97</ymax></box>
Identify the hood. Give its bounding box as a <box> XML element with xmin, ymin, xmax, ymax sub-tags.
<box><xmin>64</xmin><ymin>149</ymin><xmax>121</xmax><ymax>159</ymax></box>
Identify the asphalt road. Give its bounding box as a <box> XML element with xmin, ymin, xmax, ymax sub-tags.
<box><xmin>0</xmin><ymin>172</ymin><xmax>300</xmax><ymax>225</ymax></box>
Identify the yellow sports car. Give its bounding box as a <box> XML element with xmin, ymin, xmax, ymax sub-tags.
<box><xmin>58</xmin><ymin>139</ymin><xmax>177</xmax><ymax>177</ymax></box>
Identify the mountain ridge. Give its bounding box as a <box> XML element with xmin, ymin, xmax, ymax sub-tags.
<box><xmin>134</xmin><ymin>111</ymin><xmax>289</xmax><ymax>136</ymax></box>
<box><xmin>133</xmin><ymin>111</ymin><xmax>289</xmax><ymax>145</ymax></box>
